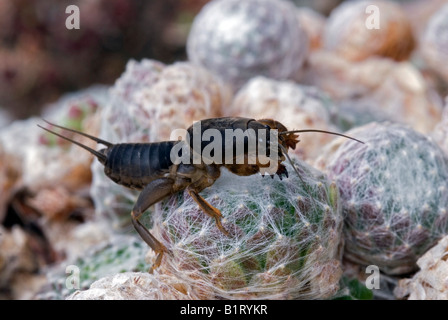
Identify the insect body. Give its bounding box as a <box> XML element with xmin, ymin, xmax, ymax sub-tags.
<box><xmin>38</xmin><ymin>117</ymin><xmax>362</xmax><ymax>271</ymax></box>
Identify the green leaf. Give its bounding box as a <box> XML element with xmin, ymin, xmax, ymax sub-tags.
<box><xmin>333</xmin><ymin>277</ymin><xmax>374</xmax><ymax>300</ymax></box>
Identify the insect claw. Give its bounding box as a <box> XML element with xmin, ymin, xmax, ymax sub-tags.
<box><xmin>275</xmin><ymin>164</ymin><xmax>289</xmax><ymax>180</ymax></box>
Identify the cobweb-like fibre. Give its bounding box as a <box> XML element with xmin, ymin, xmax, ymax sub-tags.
<box><xmin>187</xmin><ymin>0</ymin><xmax>309</xmax><ymax>90</ymax></box>
<box><xmin>151</xmin><ymin>161</ymin><xmax>343</xmax><ymax>300</ymax></box>
<box><xmin>315</xmin><ymin>122</ymin><xmax>448</xmax><ymax>275</ymax></box>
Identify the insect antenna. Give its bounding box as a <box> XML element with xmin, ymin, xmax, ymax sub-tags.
<box><xmin>279</xmin><ymin>129</ymin><xmax>364</xmax><ymax>144</ymax></box>
<box><xmin>37</xmin><ymin>121</ymin><xmax>110</xmax><ymax>162</ymax></box>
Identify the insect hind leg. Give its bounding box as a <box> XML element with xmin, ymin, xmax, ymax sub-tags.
<box><xmin>131</xmin><ymin>217</ymin><xmax>168</xmax><ymax>272</ymax></box>
<box><xmin>132</xmin><ymin>178</ymin><xmax>174</xmax><ymax>272</ymax></box>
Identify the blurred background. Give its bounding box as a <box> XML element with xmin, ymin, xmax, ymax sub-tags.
<box><xmin>2</xmin><ymin>0</ymin><xmax>448</xmax><ymax>300</ymax></box>
<box><xmin>0</xmin><ymin>0</ymin><xmax>210</xmax><ymax>120</ymax></box>
<box><xmin>1</xmin><ymin>0</ymin><xmax>441</xmax><ymax>121</ymax></box>
<box><xmin>0</xmin><ymin>0</ymin><xmax>363</xmax><ymax>122</ymax></box>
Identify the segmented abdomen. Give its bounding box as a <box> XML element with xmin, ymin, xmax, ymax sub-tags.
<box><xmin>104</xmin><ymin>141</ymin><xmax>176</xmax><ymax>189</ymax></box>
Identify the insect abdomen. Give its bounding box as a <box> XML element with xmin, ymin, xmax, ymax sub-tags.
<box><xmin>104</xmin><ymin>141</ymin><xmax>176</xmax><ymax>189</ymax></box>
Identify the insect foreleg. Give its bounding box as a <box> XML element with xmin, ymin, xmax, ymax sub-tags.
<box><xmin>131</xmin><ymin>177</ymin><xmax>174</xmax><ymax>272</ymax></box>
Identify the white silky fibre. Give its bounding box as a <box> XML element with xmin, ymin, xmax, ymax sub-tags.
<box><xmin>315</xmin><ymin>122</ymin><xmax>448</xmax><ymax>275</ymax></box>
<box><xmin>150</xmin><ymin>161</ymin><xmax>343</xmax><ymax>300</ymax></box>
<box><xmin>187</xmin><ymin>0</ymin><xmax>309</xmax><ymax>89</ymax></box>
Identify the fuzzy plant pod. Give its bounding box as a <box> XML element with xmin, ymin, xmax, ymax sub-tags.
<box><xmin>98</xmin><ymin>59</ymin><xmax>232</xmax><ymax>143</ymax></box>
<box><xmin>323</xmin><ymin>0</ymin><xmax>415</xmax><ymax>62</ymax></box>
<box><xmin>394</xmin><ymin>235</ymin><xmax>448</xmax><ymax>300</ymax></box>
<box><xmin>328</xmin><ymin>100</ymin><xmax>391</xmax><ymax>133</ymax></box>
<box><xmin>229</xmin><ymin>76</ymin><xmax>336</xmax><ymax>161</ymax></box>
<box><xmin>431</xmin><ymin>98</ymin><xmax>448</xmax><ymax>157</ymax></box>
<box><xmin>67</xmin><ymin>272</ymin><xmax>197</xmax><ymax>300</ymax></box>
<box><xmin>38</xmin><ymin>234</ymin><xmax>152</xmax><ymax>300</ymax></box>
<box><xmin>295</xmin><ymin>7</ymin><xmax>326</xmax><ymax>52</ymax></box>
<box><xmin>304</xmin><ymin>51</ymin><xmax>443</xmax><ymax>134</ymax></box>
<box><xmin>0</xmin><ymin>226</ymin><xmax>40</xmax><ymax>290</ymax></box>
<box><xmin>90</xmin><ymin>59</ymin><xmax>232</xmax><ymax>225</ymax></box>
<box><xmin>403</xmin><ymin>0</ymin><xmax>448</xmax><ymax>41</ymax></box>
<box><xmin>421</xmin><ymin>3</ymin><xmax>448</xmax><ymax>84</ymax></box>
<box><xmin>0</xmin><ymin>86</ymin><xmax>106</xmax><ymax>191</ymax></box>
<box><xmin>186</xmin><ymin>0</ymin><xmax>309</xmax><ymax>90</ymax></box>
<box><xmin>314</xmin><ymin>122</ymin><xmax>448</xmax><ymax>275</ymax></box>
<box><xmin>150</xmin><ymin>161</ymin><xmax>344</xmax><ymax>300</ymax></box>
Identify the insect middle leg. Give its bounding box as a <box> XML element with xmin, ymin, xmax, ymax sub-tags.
<box><xmin>187</xmin><ymin>187</ymin><xmax>230</xmax><ymax>236</ymax></box>
<box><xmin>132</xmin><ymin>178</ymin><xmax>174</xmax><ymax>272</ymax></box>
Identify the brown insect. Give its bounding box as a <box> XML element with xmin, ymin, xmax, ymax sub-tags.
<box><xmin>38</xmin><ymin>117</ymin><xmax>362</xmax><ymax>271</ymax></box>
